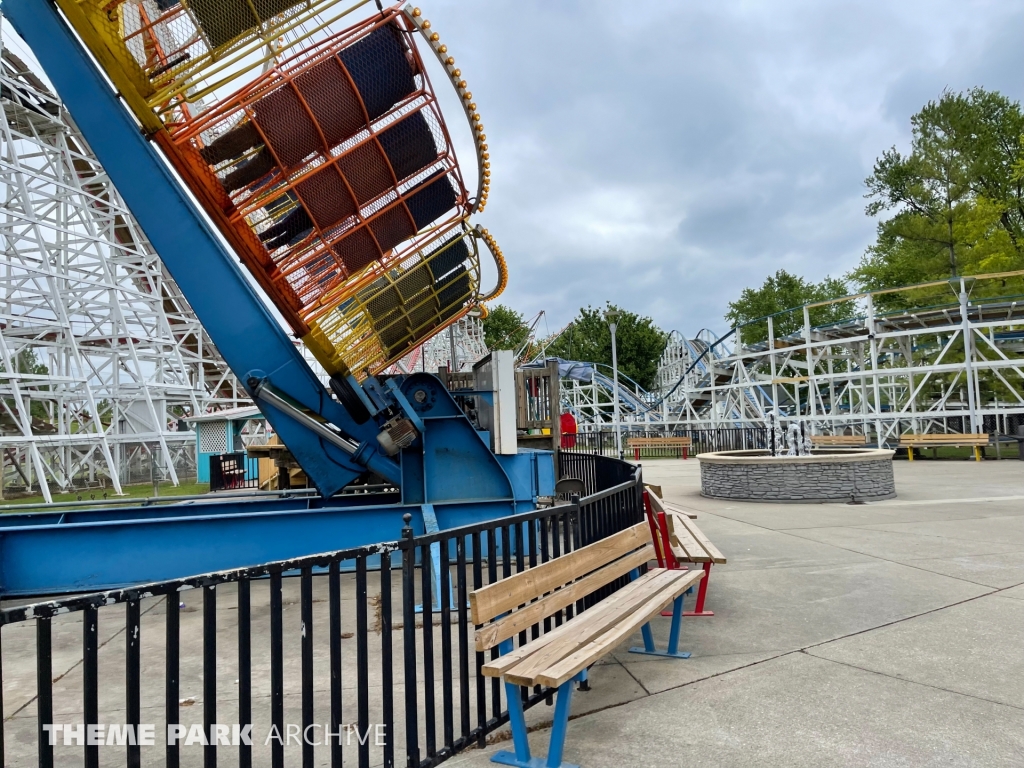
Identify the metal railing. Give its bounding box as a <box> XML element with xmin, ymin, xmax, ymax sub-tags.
<box><xmin>0</xmin><ymin>453</ymin><xmax>642</xmax><ymax>768</ymax></box>
<box><xmin>563</xmin><ymin>427</ymin><xmax>767</xmax><ymax>456</ymax></box>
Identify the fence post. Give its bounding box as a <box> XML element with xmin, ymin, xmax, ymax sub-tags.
<box><xmin>401</xmin><ymin>513</ymin><xmax>419</xmax><ymax>767</ymax></box>
<box><xmin>569</xmin><ymin>494</ymin><xmax>581</xmax><ymax>549</ymax></box>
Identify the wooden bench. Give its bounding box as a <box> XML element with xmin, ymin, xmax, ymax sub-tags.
<box><xmin>644</xmin><ymin>487</ymin><xmax>726</xmax><ymax>617</ymax></box>
<box><xmin>899</xmin><ymin>433</ymin><xmax>990</xmax><ymax>462</ymax></box>
<box><xmin>811</xmin><ymin>434</ymin><xmax>868</xmax><ymax>447</ymax></box>
<box><xmin>627</xmin><ymin>436</ymin><xmax>692</xmax><ymax>460</ymax></box>
<box><xmin>471</xmin><ymin>522</ymin><xmax>704</xmax><ymax>768</ymax></box>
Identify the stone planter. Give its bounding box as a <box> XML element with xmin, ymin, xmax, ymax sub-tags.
<box><xmin>698</xmin><ymin>449</ymin><xmax>896</xmax><ymax>503</ymax></box>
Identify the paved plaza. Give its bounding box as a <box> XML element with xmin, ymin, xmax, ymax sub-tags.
<box><xmin>451</xmin><ymin>458</ymin><xmax>1024</xmax><ymax>767</ymax></box>
<box><xmin>1</xmin><ymin>459</ymin><xmax>1022</xmax><ymax>766</ymax></box>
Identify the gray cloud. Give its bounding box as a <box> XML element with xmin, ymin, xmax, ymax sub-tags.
<box><xmin>420</xmin><ymin>0</ymin><xmax>1024</xmax><ymax>338</ymax></box>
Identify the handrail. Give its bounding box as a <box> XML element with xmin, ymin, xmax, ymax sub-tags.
<box><xmin>580</xmin><ymin>470</ymin><xmax>641</xmax><ymax>505</ymax></box>
<box><xmin>0</xmin><ymin>483</ymin><xmax>404</xmax><ymax>515</ymax></box>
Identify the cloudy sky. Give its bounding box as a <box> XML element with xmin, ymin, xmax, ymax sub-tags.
<box><xmin>419</xmin><ymin>0</ymin><xmax>1024</xmax><ymax>338</ymax></box>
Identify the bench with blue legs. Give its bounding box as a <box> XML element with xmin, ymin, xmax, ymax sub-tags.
<box><xmin>470</xmin><ymin>522</ymin><xmax>704</xmax><ymax>768</ymax></box>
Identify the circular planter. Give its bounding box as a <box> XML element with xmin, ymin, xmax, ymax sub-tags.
<box><xmin>698</xmin><ymin>449</ymin><xmax>896</xmax><ymax>503</ymax></box>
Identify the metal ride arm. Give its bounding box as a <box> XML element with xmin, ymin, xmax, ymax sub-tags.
<box><xmin>2</xmin><ymin>0</ymin><xmax>402</xmax><ymax>496</ymax></box>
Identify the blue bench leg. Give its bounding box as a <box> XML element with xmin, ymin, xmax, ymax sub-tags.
<box><xmin>546</xmin><ymin>678</ymin><xmax>576</xmax><ymax>768</ymax></box>
<box><xmin>628</xmin><ymin>595</ymin><xmax>691</xmax><ymax>659</ymax></box>
<box><xmin>492</xmin><ymin>674</ymin><xmax>582</xmax><ymax>768</ymax></box>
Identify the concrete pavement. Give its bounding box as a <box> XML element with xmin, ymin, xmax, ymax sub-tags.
<box><xmin>450</xmin><ymin>458</ymin><xmax>1024</xmax><ymax>767</ymax></box>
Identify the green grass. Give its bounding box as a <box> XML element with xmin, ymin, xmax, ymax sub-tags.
<box><xmin>1</xmin><ymin>481</ymin><xmax>210</xmax><ymax>510</ymax></box>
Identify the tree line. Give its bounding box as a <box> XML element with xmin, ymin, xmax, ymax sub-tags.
<box><xmin>485</xmin><ymin>87</ymin><xmax>1024</xmax><ymax>381</ymax></box>
<box><xmin>482</xmin><ymin>304</ymin><xmax>667</xmax><ymax>391</ymax></box>
<box><xmin>728</xmin><ymin>87</ymin><xmax>1024</xmax><ymax>344</ymax></box>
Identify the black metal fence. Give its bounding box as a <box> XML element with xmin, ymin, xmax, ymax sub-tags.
<box><xmin>564</xmin><ymin>427</ymin><xmax>767</xmax><ymax>457</ymax></box>
<box><xmin>0</xmin><ymin>454</ymin><xmax>643</xmax><ymax>768</ymax></box>
<box><xmin>559</xmin><ymin>450</ymin><xmax>639</xmax><ymax>499</ymax></box>
<box><xmin>907</xmin><ymin>413</ymin><xmax>1024</xmax><ymax>440</ymax></box>
<box><xmin>209</xmin><ymin>451</ymin><xmax>260</xmax><ymax>492</ymax></box>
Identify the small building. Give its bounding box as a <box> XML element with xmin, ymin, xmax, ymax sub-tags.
<box><xmin>184</xmin><ymin>406</ymin><xmax>270</xmax><ymax>484</ymax></box>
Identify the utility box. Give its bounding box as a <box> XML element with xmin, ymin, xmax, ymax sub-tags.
<box><xmin>474</xmin><ymin>350</ymin><xmax>518</xmax><ymax>455</ymax></box>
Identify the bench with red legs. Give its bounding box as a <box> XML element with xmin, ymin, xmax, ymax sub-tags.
<box><xmin>644</xmin><ymin>486</ymin><xmax>727</xmax><ymax>617</ymax></box>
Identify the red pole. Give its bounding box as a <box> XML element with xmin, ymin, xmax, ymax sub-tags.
<box><xmin>642</xmin><ymin>491</ymin><xmax>665</xmax><ymax>568</ymax></box>
<box><xmin>655</xmin><ymin>511</ymin><xmax>678</xmax><ymax>570</ymax></box>
<box><xmin>683</xmin><ymin>562</ymin><xmax>715</xmax><ymax>617</ymax></box>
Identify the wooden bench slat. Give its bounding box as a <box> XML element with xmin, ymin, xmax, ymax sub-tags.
<box><xmin>481</xmin><ymin>568</ymin><xmax>680</xmax><ymax>679</ymax></box>
<box><xmin>500</xmin><ymin>569</ymin><xmax>698</xmax><ymax>687</ymax></box>
<box><xmin>532</xmin><ymin>569</ymin><xmax>705</xmax><ymax>688</ymax></box>
<box><xmin>662</xmin><ymin>501</ymin><xmax>698</xmax><ymax>520</ymax></box>
<box><xmin>647</xmin><ymin>489</ymin><xmax>698</xmax><ymax>521</ymax></box>
<box><xmin>469</xmin><ymin>522</ymin><xmax>649</xmax><ymax>625</ymax></box>
<box><xmin>644</xmin><ymin>483</ymin><xmax>664</xmax><ymax>499</ymax></box>
<box><xmin>899</xmin><ymin>433</ymin><xmax>989</xmax><ymax>446</ymax></box>
<box><xmin>473</xmin><ymin>544</ymin><xmax>654</xmax><ymax>652</ymax></box>
<box><xmin>479</xmin><ymin>569</ymin><xmax>667</xmax><ymax>677</ymax></box>
<box><xmin>811</xmin><ymin>435</ymin><xmax>867</xmax><ymax>445</ymax></box>
<box><xmin>628</xmin><ymin>437</ymin><xmax>691</xmax><ymax>446</ymax></box>
<box><xmin>666</xmin><ymin>513</ymin><xmax>710</xmax><ymax>562</ymax></box>
<box><xmin>676</xmin><ymin>517</ymin><xmax>727</xmax><ymax>564</ymax></box>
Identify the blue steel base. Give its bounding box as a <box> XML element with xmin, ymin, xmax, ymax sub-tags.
<box><xmin>627</xmin><ymin>591</ymin><xmax>691</xmax><ymax>659</ymax></box>
<box><xmin>495</xmin><ymin>673</ymin><xmax>582</xmax><ymax>768</ymax></box>
<box><xmin>627</xmin><ymin>647</ymin><xmax>691</xmax><ymax>659</ymax></box>
<box><xmin>491</xmin><ymin>752</ymin><xmax>580</xmax><ymax>768</ymax></box>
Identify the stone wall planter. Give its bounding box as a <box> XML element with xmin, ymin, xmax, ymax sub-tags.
<box><xmin>698</xmin><ymin>449</ymin><xmax>896</xmax><ymax>503</ymax></box>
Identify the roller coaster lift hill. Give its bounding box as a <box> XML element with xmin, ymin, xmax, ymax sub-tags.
<box><xmin>0</xmin><ymin>0</ymin><xmax>552</xmax><ymax>595</ymax></box>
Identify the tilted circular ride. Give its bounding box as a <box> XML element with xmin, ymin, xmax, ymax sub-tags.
<box><xmin>59</xmin><ymin>0</ymin><xmax>504</xmax><ymax>379</ymax></box>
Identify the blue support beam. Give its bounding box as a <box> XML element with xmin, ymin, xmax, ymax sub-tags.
<box><xmin>0</xmin><ymin>494</ymin><xmax>538</xmax><ymax>596</ymax></box>
<box><xmin>2</xmin><ymin>0</ymin><xmax>399</xmax><ymax>496</ymax></box>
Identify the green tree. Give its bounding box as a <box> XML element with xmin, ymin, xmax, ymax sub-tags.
<box><xmin>545</xmin><ymin>303</ymin><xmax>667</xmax><ymax>391</ymax></box>
<box><xmin>852</xmin><ymin>88</ymin><xmax>1024</xmax><ymax>307</ymax></box>
<box><xmin>0</xmin><ymin>348</ymin><xmax>51</xmax><ymax>422</ymax></box>
<box><xmin>481</xmin><ymin>304</ymin><xmax>531</xmax><ymax>352</ymax></box>
<box><xmin>725</xmin><ymin>270</ymin><xmax>853</xmax><ymax>345</ymax></box>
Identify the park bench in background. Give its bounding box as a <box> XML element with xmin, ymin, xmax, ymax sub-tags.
<box><xmin>472</xmin><ymin>522</ymin><xmax>703</xmax><ymax>768</ymax></box>
<box><xmin>645</xmin><ymin>486</ymin><xmax>727</xmax><ymax>617</ymax></box>
<box><xmin>811</xmin><ymin>434</ymin><xmax>868</xmax><ymax>448</ymax></box>
<box><xmin>628</xmin><ymin>435</ymin><xmax>692</xmax><ymax>460</ymax></box>
<box><xmin>899</xmin><ymin>432</ymin><xmax>989</xmax><ymax>462</ymax></box>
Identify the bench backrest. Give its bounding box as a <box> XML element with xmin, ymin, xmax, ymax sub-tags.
<box><xmin>811</xmin><ymin>435</ymin><xmax>867</xmax><ymax>445</ymax></box>
<box><xmin>627</xmin><ymin>437</ymin><xmax>692</xmax><ymax>446</ymax></box>
<box><xmin>647</xmin><ymin>490</ymin><xmax>727</xmax><ymax>565</ymax></box>
<box><xmin>899</xmin><ymin>433</ymin><xmax>989</xmax><ymax>444</ymax></box>
<box><xmin>470</xmin><ymin>522</ymin><xmax>653</xmax><ymax>652</ymax></box>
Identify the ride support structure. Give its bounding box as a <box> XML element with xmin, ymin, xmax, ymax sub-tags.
<box><xmin>0</xmin><ymin>0</ymin><xmax>547</xmax><ymax>596</ymax></box>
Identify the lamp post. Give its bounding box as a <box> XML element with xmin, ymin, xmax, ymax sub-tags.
<box><xmin>605</xmin><ymin>308</ymin><xmax>623</xmax><ymax>460</ymax></box>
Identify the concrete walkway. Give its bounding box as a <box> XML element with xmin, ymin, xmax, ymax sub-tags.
<box><xmin>451</xmin><ymin>459</ymin><xmax>1024</xmax><ymax>767</ymax></box>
